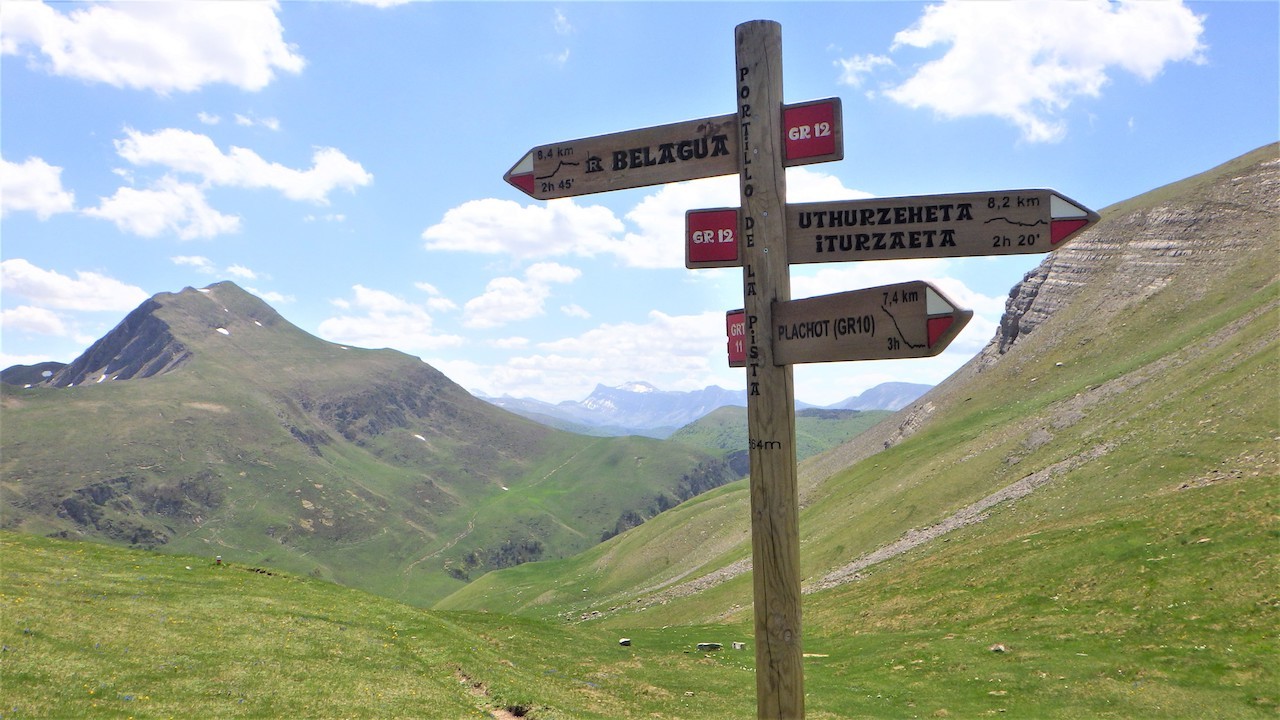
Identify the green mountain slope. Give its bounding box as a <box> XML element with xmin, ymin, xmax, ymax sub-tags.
<box><xmin>0</xmin><ymin>531</ymin><xmax>771</xmax><ymax>719</ymax></box>
<box><xmin>5</xmin><ymin>146</ymin><xmax>1276</xmax><ymax>719</ymax></box>
<box><xmin>0</xmin><ymin>282</ymin><xmax>734</xmax><ymax>605</ymax></box>
<box><xmin>671</xmin><ymin>405</ymin><xmax>892</xmax><ymax>468</ymax></box>
<box><xmin>438</xmin><ymin>142</ymin><xmax>1279</xmax><ymax>711</ymax></box>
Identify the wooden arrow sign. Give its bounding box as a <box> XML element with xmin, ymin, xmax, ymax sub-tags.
<box><xmin>505</xmin><ymin>98</ymin><xmax>842</xmax><ymax>200</ymax></box>
<box><xmin>770</xmin><ymin>280</ymin><xmax>971</xmax><ymax>365</ymax></box>
<box><xmin>686</xmin><ymin>189</ymin><xmax>1099</xmax><ymax>268</ymax></box>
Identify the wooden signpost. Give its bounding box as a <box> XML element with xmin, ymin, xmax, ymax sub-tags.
<box><xmin>505</xmin><ymin>19</ymin><xmax>1096</xmax><ymax>719</ymax></box>
<box><xmin>734</xmin><ymin>22</ymin><xmax>805</xmax><ymax>717</ymax></box>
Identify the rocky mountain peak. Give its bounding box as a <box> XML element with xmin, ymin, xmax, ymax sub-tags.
<box><xmin>38</xmin><ymin>281</ymin><xmax>283</xmax><ymax>388</ymax></box>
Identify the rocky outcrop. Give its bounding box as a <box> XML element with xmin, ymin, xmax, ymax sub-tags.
<box><xmin>43</xmin><ymin>298</ymin><xmax>191</xmax><ymax>387</ymax></box>
<box><xmin>981</xmin><ymin>146</ymin><xmax>1279</xmax><ymax>366</ymax></box>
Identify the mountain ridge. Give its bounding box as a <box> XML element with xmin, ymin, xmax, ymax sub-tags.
<box><xmin>0</xmin><ymin>281</ymin><xmax>739</xmax><ymax>605</ymax></box>
<box><xmin>478</xmin><ymin>380</ymin><xmax>930</xmax><ymax>437</ymax></box>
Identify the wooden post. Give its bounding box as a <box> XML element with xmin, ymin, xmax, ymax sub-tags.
<box><xmin>735</xmin><ymin>20</ymin><xmax>804</xmax><ymax>719</ymax></box>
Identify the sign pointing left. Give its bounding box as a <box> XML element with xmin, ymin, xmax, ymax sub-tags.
<box><xmin>505</xmin><ymin>98</ymin><xmax>842</xmax><ymax>200</ymax></box>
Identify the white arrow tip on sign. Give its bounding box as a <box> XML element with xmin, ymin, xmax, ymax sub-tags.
<box><xmin>1050</xmin><ymin>193</ymin><xmax>1089</xmax><ymax>219</ymax></box>
<box><xmin>925</xmin><ymin>285</ymin><xmax>954</xmax><ymax>315</ymax></box>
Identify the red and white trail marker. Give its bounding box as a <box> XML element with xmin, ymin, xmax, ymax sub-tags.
<box><xmin>727</xmin><ymin>309</ymin><xmax>747</xmax><ymax>368</ymax></box>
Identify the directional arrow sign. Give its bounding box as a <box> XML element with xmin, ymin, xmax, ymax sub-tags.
<box><xmin>505</xmin><ymin>98</ymin><xmax>842</xmax><ymax>200</ymax></box>
<box><xmin>771</xmin><ymin>280</ymin><xmax>972</xmax><ymax>365</ymax></box>
<box><xmin>686</xmin><ymin>189</ymin><xmax>1099</xmax><ymax>268</ymax></box>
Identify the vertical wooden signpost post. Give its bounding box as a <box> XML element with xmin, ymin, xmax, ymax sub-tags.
<box><xmin>505</xmin><ymin>19</ymin><xmax>1096</xmax><ymax>719</ymax></box>
<box><xmin>735</xmin><ymin>20</ymin><xmax>805</xmax><ymax>719</ymax></box>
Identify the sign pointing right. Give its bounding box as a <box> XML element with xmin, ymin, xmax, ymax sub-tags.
<box><xmin>771</xmin><ymin>280</ymin><xmax>972</xmax><ymax>365</ymax></box>
<box><xmin>687</xmin><ymin>189</ymin><xmax>1100</xmax><ymax>268</ymax></box>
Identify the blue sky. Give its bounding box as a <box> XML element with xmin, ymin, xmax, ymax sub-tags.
<box><xmin>2</xmin><ymin>0</ymin><xmax>1276</xmax><ymax>405</ymax></box>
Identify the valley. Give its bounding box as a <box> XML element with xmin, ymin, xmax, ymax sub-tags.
<box><xmin>2</xmin><ymin>144</ymin><xmax>1277</xmax><ymax>718</ymax></box>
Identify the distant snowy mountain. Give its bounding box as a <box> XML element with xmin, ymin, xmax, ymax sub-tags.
<box><xmin>479</xmin><ymin>380</ymin><xmax>933</xmax><ymax>437</ymax></box>
<box><xmin>482</xmin><ymin>382</ymin><xmax>746</xmax><ymax>438</ymax></box>
<box><xmin>829</xmin><ymin>382</ymin><xmax>932</xmax><ymax>411</ymax></box>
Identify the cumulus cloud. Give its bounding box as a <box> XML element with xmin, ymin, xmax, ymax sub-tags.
<box><xmin>81</xmin><ymin>128</ymin><xmax>371</xmax><ymax>239</ymax></box>
<box><xmin>171</xmin><ymin>255</ymin><xmax>216</xmax><ymax>274</ymax></box>
<box><xmin>0</xmin><ymin>0</ymin><xmax>304</xmax><ymax>93</ymax></box>
<box><xmin>234</xmin><ymin>113</ymin><xmax>280</xmax><ymax>131</ymax></box>
<box><xmin>422</xmin><ymin>168</ymin><xmax>867</xmax><ymax>269</ymax></box>
<box><xmin>462</xmin><ymin>262</ymin><xmax>581</xmax><ymax>329</ymax></box>
<box><xmin>1</xmin><ymin>305</ymin><xmax>69</xmax><ymax>336</ymax></box>
<box><xmin>841</xmin><ymin>0</ymin><xmax>1206</xmax><ymax>142</ymax></box>
<box><xmin>450</xmin><ymin>309</ymin><xmax>727</xmax><ymax>403</ymax></box>
<box><xmin>246</xmin><ymin>287</ymin><xmax>293</xmax><ymax>304</ymax></box>
<box><xmin>0</xmin><ymin>258</ymin><xmax>148</xmax><ymax>311</ymax></box>
<box><xmin>114</xmin><ymin>127</ymin><xmax>372</xmax><ymax>204</ymax></box>
<box><xmin>561</xmin><ymin>304</ymin><xmax>590</xmax><ymax>319</ymax></box>
<box><xmin>318</xmin><ymin>284</ymin><xmax>464</xmax><ymax>352</ymax></box>
<box><xmin>83</xmin><ymin>176</ymin><xmax>241</xmax><ymax>240</ymax></box>
<box><xmin>836</xmin><ymin>54</ymin><xmax>894</xmax><ymax>89</ymax></box>
<box><xmin>423</xmin><ymin>198</ymin><xmax>623</xmax><ymax>259</ymax></box>
<box><xmin>0</xmin><ymin>156</ymin><xmax>75</xmax><ymax>219</ymax></box>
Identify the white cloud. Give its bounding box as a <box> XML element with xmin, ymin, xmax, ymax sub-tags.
<box><xmin>422</xmin><ymin>198</ymin><xmax>623</xmax><ymax>259</ymax></box>
<box><xmin>553</xmin><ymin>9</ymin><xmax>573</xmax><ymax>35</ymax></box>
<box><xmin>449</xmin><ymin>309</ymin><xmax>728</xmax><ymax>403</ymax></box>
<box><xmin>836</xmin><ymin>54</ymin><xmax>894</xmax><ymax>88</ymax></box>
<box><xmin>114</xmin><ymin>127</ymin><xmax>372</xmax><ymax>204</ymax></box>
<box><xmin>490</xmin><ymin>336</ymin><xmax>530</xmax><ymax>350</ymax></box>
<box><xmin>0</xmin><ymin>156</ymin><xmax>75</xmax><ymax>219</ymax></box>
<box><xmin>197</xmin><ymin>112</ymin><xmax>221</xmax><ymax>125</ymax></box>
<box><xmin>234</xmin><ymin>113</ymin><xmax>280</xmax><ymax>131</ymax></box>
<box><xmin>561</xmin><ymin>303</ymin><xmax>590</xmax><ymax>319</ymax></box>
<box><xmin>226</xmin><ymin>265</ymin><xmax>257</xmax><ymax>280</ymax></box>
<box><xmin>614</xmin><ymin>176</ymin><xmax>740</xmax><ymax>269</ymax></box>
<box><xmin>171</xmin><ymin>255</ymin><xmax>216</xmax><ymax>274</ymax></box>
<box><xmin>246</xmin><ymin>287</ymin><xmax>293</xmax><ymax>304</ymax></box>
<box><xmin>462</xmin><ymin>262</ymin><xmax>581</xmax><ymax>329</ymax></box>
<box><xmin>1</xmin><ymin>305</ymin><xmax>68</xmax><ymax>336</ymax></box>
<box><xmin>317</xmin><ymin>284</ymin><xmax>464</xmax><ymax>352</ymax></box>
<box><xmin>0</xmin><ymin>0</ymin><xmax>305</xmax><ymax>93</ymax></box>
<box><xmin>427</xmin><ymin>297</ymin><xmax>458</xmax><ymax>313</ymax></box>
<box><xmin>304</xmin><ymin>213</ymin><xmax>346</xmax><ymax>223</ymax></box>
<box><xmin>414</xmin><ymin>281</ymin><xmax>459</xmax><ymax>312</ymax></box>
<box><xmin>349</xmin><ymin>0</ymin><xmax>411</xmax><ymax>7</ymax></box>
<box><xmin>0</xmin><ymin>258</ymin><xmax>148</xmax><ymax>311</ymax></box>
<box><xmin>852</xmin><ymin>0</ymin><xmax>1205</xmax><ymax>142</ymax></box>
<box><xmin>549</xmin><ymin>48</ymin><xmax>571</xmax><ymax>68</ymax></box>
<box><xmin>422</xmin><ymin>168</ymin><xmax>867</xmax><ymax>269</ymax></box>
<box><xmin>83</xmin><ymin>176</ymin><xmax>241</xmax><ymax>240</ymax></box>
